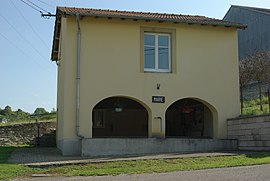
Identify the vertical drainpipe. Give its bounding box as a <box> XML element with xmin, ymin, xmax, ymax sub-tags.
<box><xmin>76</xmin><ymin>14</ymin><xmax>84</xmax><ymax>139</ymax></box>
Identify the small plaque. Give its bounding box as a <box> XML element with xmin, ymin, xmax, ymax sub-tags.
<box><xmin>152</xmin><ymin>96</ymin><xmax>165</xmax><ymax>103</ymax></box>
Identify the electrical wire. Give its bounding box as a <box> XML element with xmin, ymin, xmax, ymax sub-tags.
<box><xmin>36</xmin><ymin>0</ymin><xmax>54</xmax><ymax>8</ymax></box>
<box><xmin>25</xmin><ymin>0</ymin><xmax>50</xmax><ymax>14</ymax></box>
<box><xmin>0</xmin><ymin>14</ymin><xmax>49</xmax><ymax>62</ymax></box>
<box><xmin>0</xmin><ymin>31</ymin><xmax>52</xmax><ymax>74</ymax></box>
<box><xmin>10</xmin><ymin>0</ymin><xmax>50</xmax><ymax>50</ymax></box>
<box><xmin>19</xmin><ymin>0</ymin><xmax>42</xmax><ymax>14</ymax></box>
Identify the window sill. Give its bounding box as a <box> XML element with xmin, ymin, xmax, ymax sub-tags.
<box><xmin>144</xmin><ymin>70</ymin><xmax>171</xmax><ymax>73</ymax></box>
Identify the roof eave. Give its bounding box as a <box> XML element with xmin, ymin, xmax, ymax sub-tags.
<box><xmin>51</xmin><ymin>9</ymin><xmax>62</xmax><ymax>61</ymax></box>
<box><xmin>62</xmin><ymin>11</ymin><xmax>246</xmax><ymax>29</ymax></box>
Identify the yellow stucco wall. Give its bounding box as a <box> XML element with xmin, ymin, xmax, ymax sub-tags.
<box><xmin>56</xmin><ymin>16</ymin><xmax>240</xmax><ymax>142</ymax></box>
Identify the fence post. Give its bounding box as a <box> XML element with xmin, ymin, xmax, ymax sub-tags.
<box><xmin>267</xmin><ymin>89</ymin><xmax>270</xmax><ymax>113</ymax></box>
<box><xmin>36</xmin><ymin>119</ymin><xmax>40</xmax><ymax>146</ymax></box>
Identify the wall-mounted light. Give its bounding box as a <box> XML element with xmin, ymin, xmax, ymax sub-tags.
<box><xmin>157</xmin><ymin>83</ymin><xmax>160</xmax><ymax>90</ymax></box>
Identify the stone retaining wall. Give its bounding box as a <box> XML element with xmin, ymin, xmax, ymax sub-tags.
<box><xmin>0</xmin><ymin>121</ymin><xmax>56</xmax><ymax>146</ymax></box>
<box><xmin>228</xmin><ymin>115</ymin><xmax>270</xmax><ymax>151</ymax></box>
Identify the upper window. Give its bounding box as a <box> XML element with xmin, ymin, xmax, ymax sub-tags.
<box><xmin>144</xmin><ymin>33</ymin><xmax>171</xmax><ymax>72</ymax></box>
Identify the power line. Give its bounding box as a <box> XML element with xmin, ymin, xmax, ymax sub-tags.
<box><xmin>25</xmin><ymin>0</ymin><xmax>50</xmax><ymax>14</ymax></box>
<box><xmin>10</xmin><ymin>0</ymin><xmax>50</xmax><ymax>50</ymax></box>
<box><xmin>0</xmin><ymin>14</ymin><xmax>49</xmax><ymax>62</ymax></box>
<box><xmin>36</xmin><ymin>0</ymin><xmax>54</xmax><ymax>8</ymax></box>
<box><xmin>19</xmin><ymin>0</ymin><xmax>42</xmax><ymax>14</ymax></box>
<box><xmin>0</xmin><ymin>31</ymin><xmax>52</xmax><ymax>74</ymax></box>
<box><xmin>19</xmin><ymin>0</ymin><xmax>55</xmax><ymax>18</ymax></box>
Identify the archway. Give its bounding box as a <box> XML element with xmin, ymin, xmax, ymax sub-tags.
<box><xmin>165</xmin><ymin>98</ymin><xmax>213</xmax><ymax>138</ymax></box>
<box><xmin>92</xmin><ymin>97</ymin><xmax>148</xmax><ymax>138</ymax></box>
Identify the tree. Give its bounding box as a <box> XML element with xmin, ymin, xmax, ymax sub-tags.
<box><xmin>34</xmin><ymin>107</ymin><xmax>48</xmax><ymax>115</ymax></box>
<box><xmin>51</xmin><ymin>108</ymin><xmax>56</xmax><ymax>113</ymax></box>
<box><xmin>15</xmin><ymin>109</ymin><xmax>29</xmax><ymax>119</ymax></box>
<box><xmin>239</xmin><ymin>57</ymin><xmax>253</xmax><ymax>114</ymax></box>
<box><xmin>1</xmin><ymin>105</ymin><xmax>13</xmax><ymax>116</ymax></box>
<box><xmin>250</xmin><ymin>51</ymin><xmax>270</xmax><ymax>111</ymax></box>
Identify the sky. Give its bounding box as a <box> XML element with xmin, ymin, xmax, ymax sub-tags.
<box><xmin>1</xmin><ymin>0</ymin><xmax>270</xmax><ymax>113</ymax></box>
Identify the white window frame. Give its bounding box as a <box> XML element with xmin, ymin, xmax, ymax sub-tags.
<box><xmin>144</xmin><ymin>33</ymin><xmax>171</xmax><ymax>73</ymax></box>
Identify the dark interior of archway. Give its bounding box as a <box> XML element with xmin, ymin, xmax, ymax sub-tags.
<box><xmin>92</xmin><ymin>97</ymin><xmax>148</xmax><ymax>138</ymax></box>
<box><xmin>166</xmin><ymin>98</ymin><xmax>212</xmax><ymax>138</ymax></box>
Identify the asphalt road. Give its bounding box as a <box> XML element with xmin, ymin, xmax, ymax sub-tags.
<box><xmin>14</xmin><ymin>164</ymin><xmax>270</xmax><ymax>181</ymax></box>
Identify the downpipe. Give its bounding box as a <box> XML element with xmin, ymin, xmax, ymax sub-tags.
<box><xmin>76</xmin><ymin>14</ymin><xmax>84</xmax><ymax>139</ymax></box>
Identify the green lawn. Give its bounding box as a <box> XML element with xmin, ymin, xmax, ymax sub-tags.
<box><xmin>0</xmin><ymin>147</ymin><xmax>35</xmax><ymax>180</ymax></box>
<box><xmin>1</xmin><ymin>147</ymin><xmax>270</xmax><ymax>180</ymax></box>
<box><xmin>242</xmin><ymin>97</ymin><xmax>270</xmax><ymax>115</ymax></box>
<box><xmin>243</xmin><ymin>104</ymin><xmax>269</xmax><ymax>115</ymax></box>
<box><xmin>47</xmin><ymin>154</ymin><xmax>270</xmax><ymax>177</ymax></box>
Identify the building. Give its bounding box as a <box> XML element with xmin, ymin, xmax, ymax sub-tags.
<box><xmin>224</xmin><ymin>5</ymin><xmax>270</xmax><ymax>100</ymax></box>
<box><xmin>51</xmin><ymin>7</ymin><xmax>245</xmax><ymax>156</ymax></box>
<box><xmin>224</xmin><ymin>5</ymin><xmax>270</xmax><ymax>60</ymax></box>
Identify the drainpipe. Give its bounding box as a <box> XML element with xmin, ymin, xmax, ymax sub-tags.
<box><xmin>76</xmin><ymin>13</ymin><xmax>84</xmax><ymax>138</ymax></box>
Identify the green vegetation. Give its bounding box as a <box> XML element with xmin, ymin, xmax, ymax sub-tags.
<box><xmin>0</xmin><ymin>147</ymin><xmax>34</xmax><ymax>180</ymax></box>
<box><xmin>243</xmin><ymin>96</ymin><xmax>270</xmax><ymax>115</ymax></box>
<box><xmin>1</xmin><ymin>146</ymin><xmax>270</xmax><ymax>180</ymax></box>
<box><xmin>48</xmin><ymin>154</ymin><xmax>270</xmax><ymax>177</ymax></box>
<box><xmin>0</xmin><ymin>105</ymin><xmax>56</xmax><ymax>126</ymax></box>
<box><xmin>0</xmin><ymin>147</ymin><xmax>15</xmax><ymax>163</ymax></box>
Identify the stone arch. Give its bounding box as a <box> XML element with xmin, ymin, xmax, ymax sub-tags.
<box><xmin>92</xmin><ymin>96</ymin><xmax>150</xmax><ymax>138</ymax></box>
<box><xmin>165</xmin><ymin>97</ymin><xmax>218</xmax><ymax>138</ymax></box>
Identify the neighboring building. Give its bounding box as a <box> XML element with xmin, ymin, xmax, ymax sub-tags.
<box><xmin>51</xmin><ymin>7</ymin><xmax>245</xmax><ymax>156</ymax></box>
<box><xmin>224</xmin><ymin>5</ymin><xmax>270</xmax><ymax>100</ymax></box>
<box><xmin>224</xmin><ymin>5</ymin><xmax>270</xmax><ymax>60</ymax></box>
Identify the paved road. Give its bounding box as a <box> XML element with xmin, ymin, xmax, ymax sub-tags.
<box><xmin>13</xmin><ymin>164</ymin><xmax>270</xmax><ymax>181</ymax></box>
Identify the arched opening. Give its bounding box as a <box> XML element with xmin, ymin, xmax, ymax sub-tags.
<box><xmin>92</xmin><ymin>97</ymin><xmax>148</xmax><ymax>138</ymax></box>
<box><xmin>165</xmin><ymin>98</ymin><xmax>213</xmax><ymax>138</ymax></box>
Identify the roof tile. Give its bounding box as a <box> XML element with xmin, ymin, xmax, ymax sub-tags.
<box><xmin>57</xmin><ymin>7</ymin><xmax>246</xmax><ymax>28</ymax></box>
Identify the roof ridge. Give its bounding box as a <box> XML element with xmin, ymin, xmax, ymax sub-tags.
<box><xmin>231</xmin><ymin>5</ymin><xmax>270</xmax><ymax>15</ymax></box>
<box><xmin>57</xmin><ymin>6</ymin><xmax>212</xmax><ymax>19</ymax></box>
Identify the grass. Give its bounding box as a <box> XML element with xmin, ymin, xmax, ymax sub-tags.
<box><xmin>0</xmin><ymin>147</ymin><xmax>35</xmax><ymax>180</ymax></box>
<box><xmin>0</xmin><ymin>119</ymin><xmax>56</xmax><ymax>127</ymax></box>
<box><xmin>0</xmin><ymin>112</ymin><xmax>56</xmax><ymax>127</ymax></box>
<box><xmin>242</xmin><ymin>96</ymin><xmax>270</xmax><ymax>115</ymax></box>
<box><xmin>1</xmin><ymin>147</ymin><xmax>270</xmax><ymax>180</ymax></box>
<box><xmin>47</xmin><ymin>154</ymin><xmax>270</xmax><ymax>176</ymax></box>
<box><xmin>0</xmin><ymin>147</ymin><xmax>15</xmax><ymax>163</ymax></box>
<box><xmin>243</xmin><ymin>104</ymin><xmax>269</xmax><ymax>115</ymax></box>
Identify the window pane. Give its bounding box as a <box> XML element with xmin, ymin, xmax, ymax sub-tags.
<box><xmin>158</xmin><ymin>47</ymin><xmax>169</xmax><ymax>70</ymax></box>
<box><xmin>144</xmin><ymin>46</ymin><xmax>155</xmax><ymax>69</ymax></box>
<box><xmin>158</xmin><ymin>35</ymin><xmax>169</xmax><ymax>47</ymax></box>
<box><xmin>144</xmin><ymin>34</ymin><xmax>155</xmax><ymax>46</ymax></box>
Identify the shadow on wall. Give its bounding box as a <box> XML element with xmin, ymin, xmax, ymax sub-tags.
<box><xmin>92</xmin><ymin>97</ymin><xmax>148</xmax><ymax>138</ymax></box>
<box><xmin>166</xmin><ymin>98</ymin><xmax>213</xmax><ymax>138</ymax></box>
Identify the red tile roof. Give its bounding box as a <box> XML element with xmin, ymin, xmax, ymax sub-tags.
<box><xmin>51</xmin><ymin>7</ymin><xmax>246</xmax><ymax>61</ymax></box>
<box><xmin>57</xmin><ymin>7</ymin><xmax>246</xmax><ymax>28</ymax></box>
